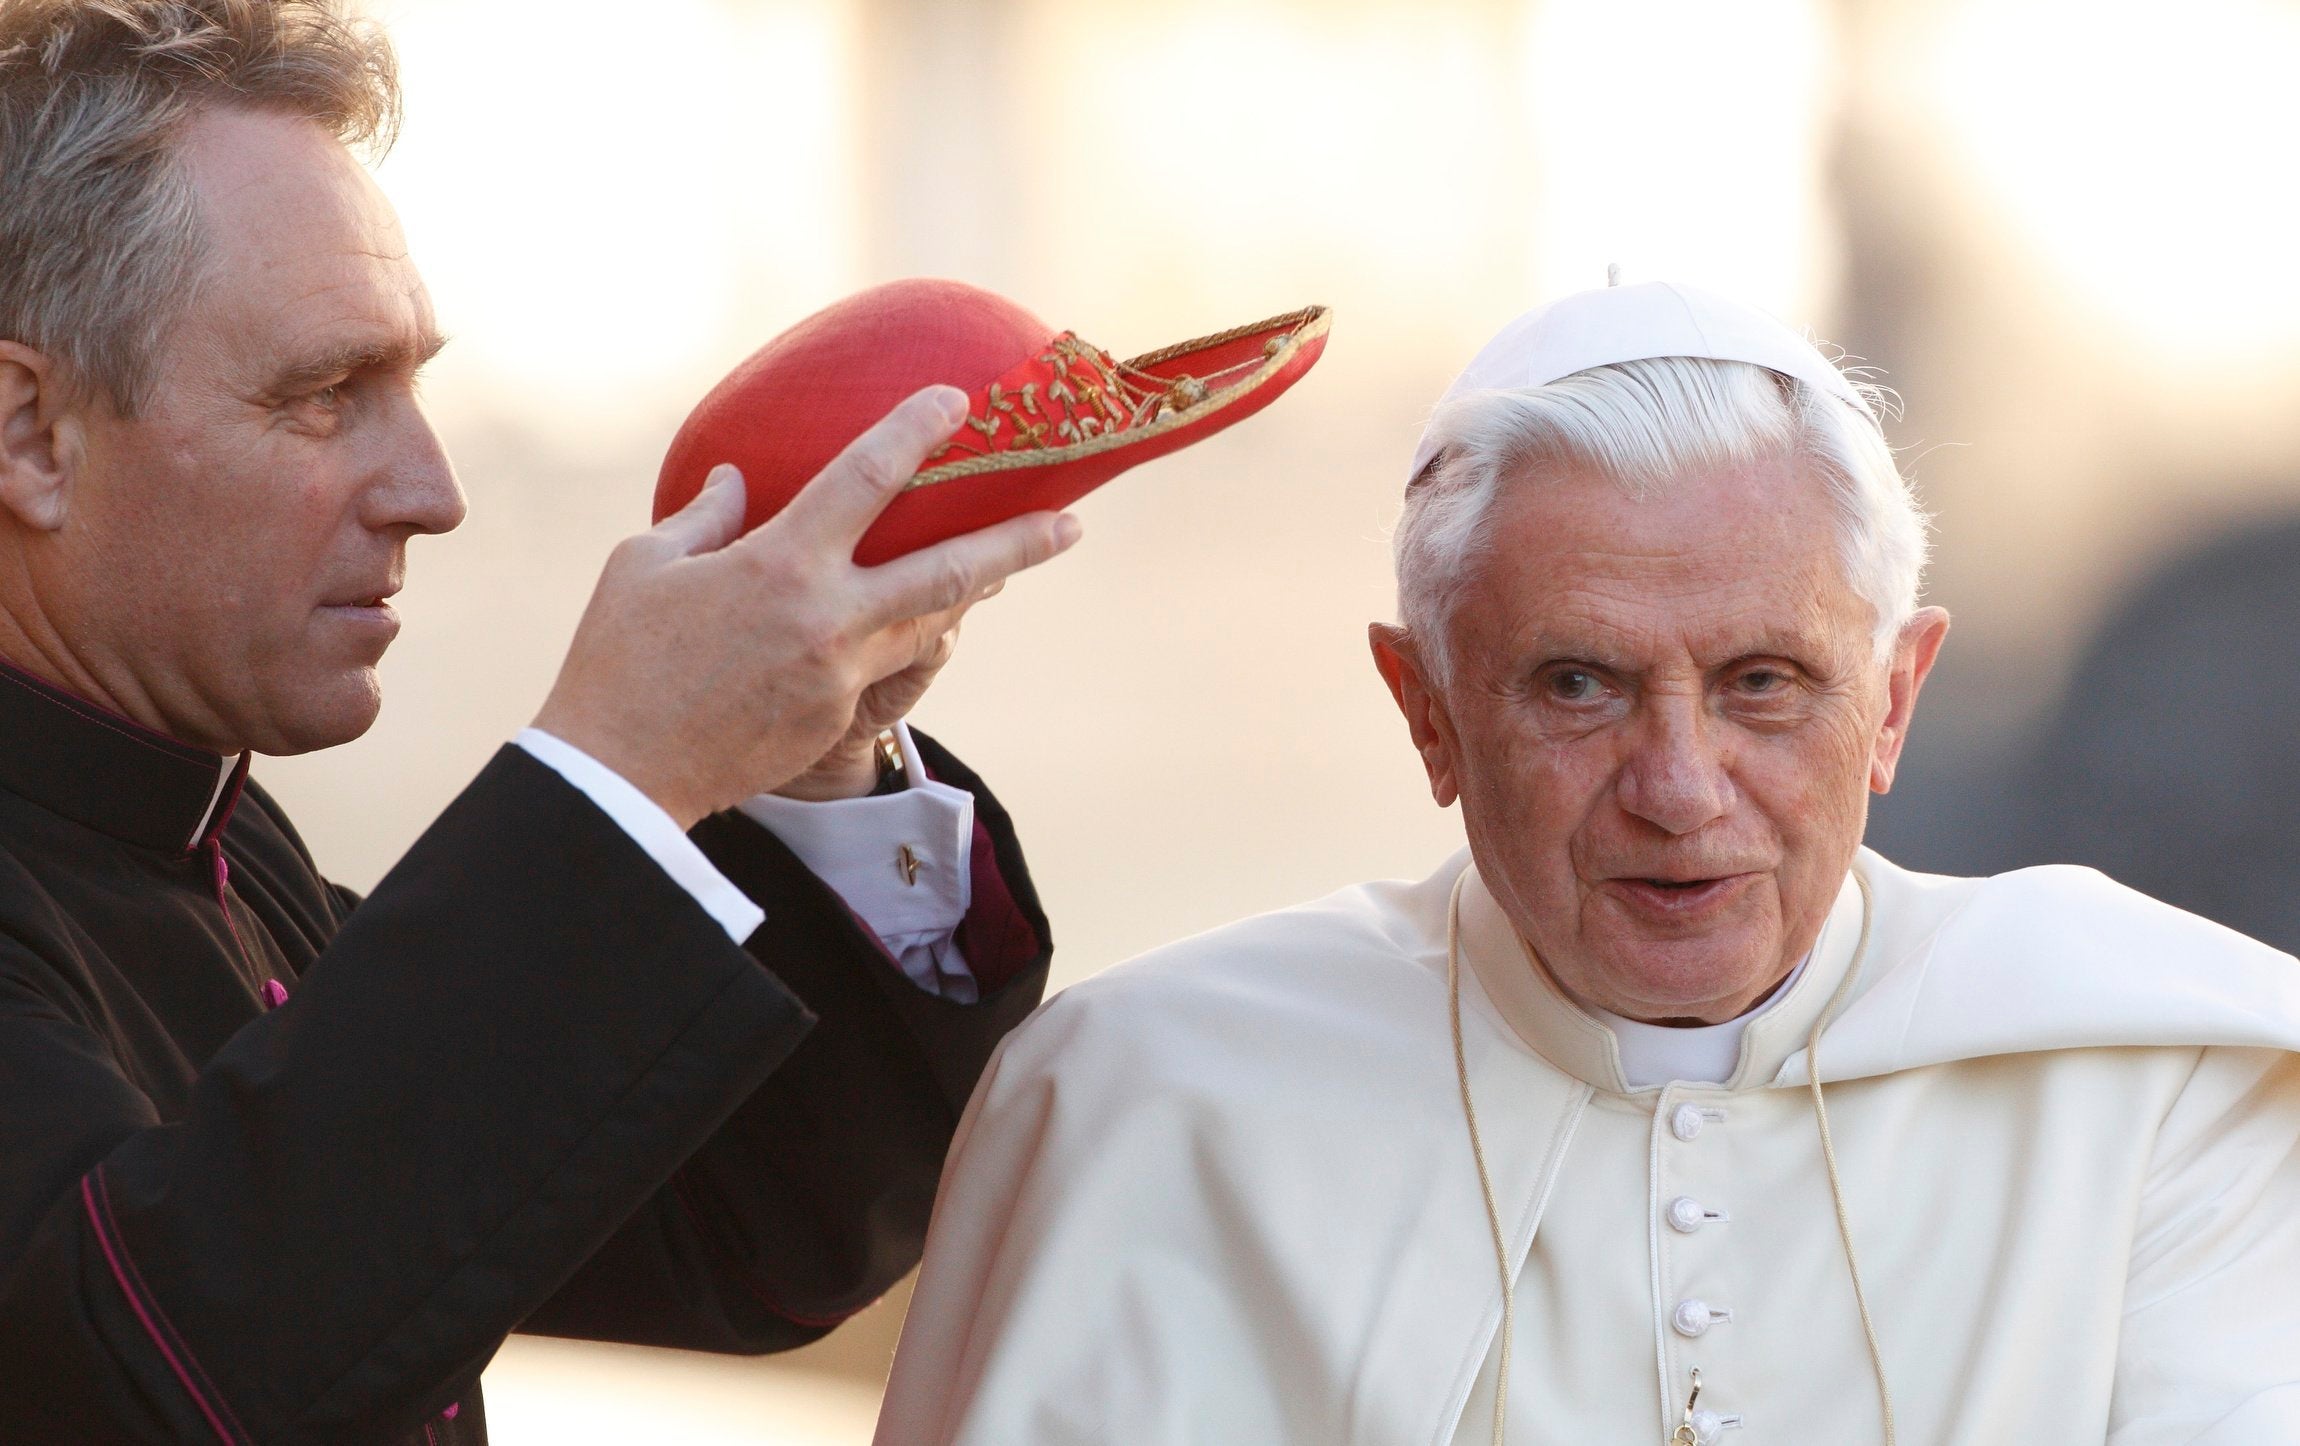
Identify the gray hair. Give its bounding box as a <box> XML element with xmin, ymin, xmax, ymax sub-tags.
<box><xmin>1393</xmin><ymin>355</ymin><xmax>1930</xmax><ymax>679</ymax></box>
<box><xmin>0</xmin><ymin>0</ymin><xmax>400</xmax><ymax>414</ymax></box>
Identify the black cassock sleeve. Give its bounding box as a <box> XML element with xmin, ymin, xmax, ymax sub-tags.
<box><xmin>0</xmin><ymin>749</ymin><xmax>814</xmax><ymax>1444</ymax></box>
<box><xmin>519</xmin><ymin>730</ymin><xmax>1053</xmax><ymax>1351</ymax></box>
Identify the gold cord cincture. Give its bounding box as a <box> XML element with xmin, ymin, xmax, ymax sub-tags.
<box><xmin>1447</xmin><ymin>873</ymin><xmax>1515</xmax><ymax>1446</ymax></box>
<box><xmin>1807</xmin><ymin>871</ymin><xmax>1896</xmax><ymax>1445</ymax></box>
<box><xmin>1449</xmin><ymin>868</ymin><xmax>1895</xmax><ymax>1446</ymax></box>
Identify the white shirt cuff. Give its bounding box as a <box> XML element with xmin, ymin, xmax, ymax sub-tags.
<box><xmin>737</xmin><ymin>722</ymin><xmax>978</xmax><ymax>1000</ymax></box>
<box><xmin>514</xmin><ymin>728</ymin><xmax>766</xmax><ymax>945</ymax></box>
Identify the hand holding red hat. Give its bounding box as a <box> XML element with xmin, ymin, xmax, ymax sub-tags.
<box><xmin>742</xmin><ymin>383</ymin><xmax>1079</xmax><ymax>643</ymax></box>
<box><xmin>533</xmin><ymin>385</ymin><xmax>1079</xmax><ymax>828</ymax></box>
<box><xmin>753</xmin><ymin>383</ymin><xmax>1084</xmax><ymax>800</ymax></box>
<box><xmin>540</xmin><ymin>279</ymin><xmax>1325</xmax><ymax>825</ymax></box>
<box><xmin>741</xmin><ymin>384</ymin><xmax>975</xmax><ymax>574</ymax></box>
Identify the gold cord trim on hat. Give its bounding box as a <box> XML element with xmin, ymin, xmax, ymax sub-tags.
<box><xmin>924</xmin><ymin>335</ymin><xmax>1139</xmax><ymax>466</ymax></box>
<box><xmin>1122</xmin><ymin>308</ymin><xmax>1325</xmax><ymax>370</ymax></box>
<box><xmin>904</xmin><ymin>306</ymin><xmax>1330</xmax><ymax>489</ymax></box>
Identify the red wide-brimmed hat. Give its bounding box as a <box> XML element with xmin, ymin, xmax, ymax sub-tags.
<box><xmin>655</xmin><ymin>279</ymin><xmax>1330</xmax><ymax>564</ymax></box>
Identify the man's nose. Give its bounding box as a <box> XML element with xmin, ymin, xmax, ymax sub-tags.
<box><xmin>1614</xmin><ymin>698</ymin><xmax>1734</xmax><ymax>836</ymax></box>
<box><xmin>364</xmin><ymin>405</ymin><xmax>467</xmax><ymax>537</ymax></box>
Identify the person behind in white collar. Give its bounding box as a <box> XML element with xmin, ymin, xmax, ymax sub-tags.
<box><xmin>875</xmin><ymin>281</ymin><xmax>2300</xmax><ymax>1446</ymax></box>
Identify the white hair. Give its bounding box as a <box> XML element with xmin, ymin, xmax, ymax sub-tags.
<box><xmin>1392</xmin><ymin>355</ymin><xmax>1930</xmax><ymax>678</ymax></box>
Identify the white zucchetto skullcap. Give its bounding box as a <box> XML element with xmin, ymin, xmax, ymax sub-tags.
<box><xmin>1407</xmin><ymin>280</ymin><xmax>1868</xmax><ymax>484</ymax></box>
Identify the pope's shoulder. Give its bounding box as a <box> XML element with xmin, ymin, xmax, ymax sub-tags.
<box><xmin>1850</xmin><ymin>850</ymin><xmax>2300</xmax><ymax>1064</ymax></box>
<box><xmin>1065</xmin><ymin>856</ymin><xmax>1455</xmax><ymax>996</ymax></box>
<box><xmin>1866</xmin><ymin>848</ymin><xmax>2294</xmax><ymax>973</ymax></box>
<box><xmin>991</xmin><ymin>855</ymin><xmax>1469</xmax><ymax>1094</ymax></box>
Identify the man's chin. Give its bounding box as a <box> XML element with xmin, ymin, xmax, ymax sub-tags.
<box><xmin>1579</xmin><ymin>929</ymin><xmax>1789</xmax><ymax>1025</ymax></box>
<box><xmin>243</xmin><ymin>672</ymin><xmax>384</xmax><ymax>756</ymax></box>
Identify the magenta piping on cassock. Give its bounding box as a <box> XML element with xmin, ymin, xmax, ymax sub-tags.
<box><xmin>81</xmin><ymin>1169</ymin><xmax>248</xmax><ymax>1445</ymax></box>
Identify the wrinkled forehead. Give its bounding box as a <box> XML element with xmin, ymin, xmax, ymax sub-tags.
<box><xmin>1458</xmin><ymin>455</ymin><xmax>1876</xmax><ymax>665</ymax></box>
<box><xmin>175</xmin><ymin>107</ymin><xmax>432</xmax><ymax>361</ymax></box>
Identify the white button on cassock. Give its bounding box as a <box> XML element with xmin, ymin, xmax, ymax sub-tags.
<box><xmin>1667</xmin><ymin>1196</ymin><xmax>1712</xmax><ymax>1234</ymax></box>
<box><xmin>1672</xmin><ymin>1299</ymin><xmax>1729</xmax><ymax>1337</ymax></box>
<box><xmin>1670</xmin><ymin>1104</ymin><xmax>1723</xmax><ymax>1141</ymax></box>
<box><xmin>1691</xmin><ymin>1408</ymin><xmax>1745</xmax><ymax>1442</ymax></box>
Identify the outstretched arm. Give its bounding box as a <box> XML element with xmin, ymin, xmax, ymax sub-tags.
<box><xmin>522</xmin><ymin>731</ymin><xmax>1055</xmax><ymax>1352</ymax></box>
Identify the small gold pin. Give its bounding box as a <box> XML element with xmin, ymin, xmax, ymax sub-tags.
<box><xmin>898</xmin><ymin>845</ymin><xmax>922</xmax><ymax>887</ymax></box>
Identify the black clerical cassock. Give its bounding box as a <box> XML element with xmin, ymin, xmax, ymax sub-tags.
<box><xmin>0</xmin><ymin>660</ymin><xmax>1051</xmax><ymax>1444</ymax></box>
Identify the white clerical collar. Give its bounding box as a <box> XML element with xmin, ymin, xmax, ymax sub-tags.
<box><xmin>1592</xmin><ymin>954</ymin><xmax>1812</xmax><ymax>1089</ymax></box>
<box><xmin>1456</xmin><ymin>864</ymin><xmax>1869</xmax><ymax>1095</ymax></box>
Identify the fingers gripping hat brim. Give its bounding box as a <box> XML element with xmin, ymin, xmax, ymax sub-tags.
<box><xmin>1405</xmin><ymin>281</ymin><xmax>1866</xmax><ymax>484</ymax></box>
<box><xmin>656</xmin><ymin>280</ymin><xmax>1329</xmax><ymax>567</ymax></box>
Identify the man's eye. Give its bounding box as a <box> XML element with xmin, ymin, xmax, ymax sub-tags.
<box><xmin>1737</xmin><ymin>669</ymin><xmax>1789</xmax><ymax>694</ymax></box>
<box><xmin>309</xmin><ymin>383</ymin><xmax>345</xmax><ymax>410</ymax></box>
<box><xmin>1547</xmin><ymin>669</ymin><xmax>1601</xmax><ymax>701</ymax></box>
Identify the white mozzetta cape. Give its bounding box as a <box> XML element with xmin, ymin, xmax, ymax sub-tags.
<box><xmin>877</xmin><ymin>850</ymin><xmax>2300</xmax><ymax>1445</ymax></box>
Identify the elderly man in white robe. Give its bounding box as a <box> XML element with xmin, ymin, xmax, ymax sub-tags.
<box><xmin>874</xmin><ymin>283</ymin><xmax>2300</xmax><ymax>1446</ymax></box>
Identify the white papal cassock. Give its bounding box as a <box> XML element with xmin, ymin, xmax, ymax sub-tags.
<box><xmin>876</xmin><ymin>849</ymin><xmax>2300</xmax><ymax>1444</ymax></box>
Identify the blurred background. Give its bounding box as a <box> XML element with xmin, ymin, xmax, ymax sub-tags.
<box><xmin>266</xmin><ymin>0</ymin><xmax>2300</xmax><ymax>1437</ymax></box>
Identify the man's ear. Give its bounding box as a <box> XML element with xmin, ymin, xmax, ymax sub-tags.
<box><xmin>0</xmin><ymin>342</ymin><xmax>80</xmax><ymax>533</ymax></box>
<box><xmin>1870</xmin><ymin>605</ymin><xmax>1951</xmax><ymax>794</ymax></box>
<box><xmin>1369</xmin><ymin>621</ymin><xmax>1462</xmax><ymax>808</ymax></box>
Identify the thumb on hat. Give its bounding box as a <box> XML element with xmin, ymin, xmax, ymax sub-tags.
<box><xmin>649</xmin><ymin>464</ymin><xmax>750</xmax><ymax>558</ymax></box>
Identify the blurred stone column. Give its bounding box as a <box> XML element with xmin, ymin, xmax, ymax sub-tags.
<box><xmin>853</xmin><ymin>0</ymin><xmax>1031</xmax><ymax>287</ymax></box>
<box><xmin>1822</xmin><ymin>0</ymin><xmax>1937</xmax><ymax>386</ymax></box>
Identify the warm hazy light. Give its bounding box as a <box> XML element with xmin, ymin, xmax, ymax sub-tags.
<box><xmin>1035</xmin><ymin>4</ymin><xmax>1526</xmax><ymax>309</ymax></box>
<box><xmin>1525</xmin><ymin>0</ymin><xmax>1833</xmax><ymax>318</ymax></box>
<box><xmin>378</xmin><ymin>0</ymin><xmax>861</xmax><ymax>424</ymax></box>
<box><xmin>1933</xmin><ymin>0</ymin><xmax>2300</xmax><ymax>363</ymax></box>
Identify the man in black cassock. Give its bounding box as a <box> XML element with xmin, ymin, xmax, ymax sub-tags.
<box><xmin>0</xmin><ymin>2</ymin><xmax>1081</xmax><ymax>1442</ymax></box>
